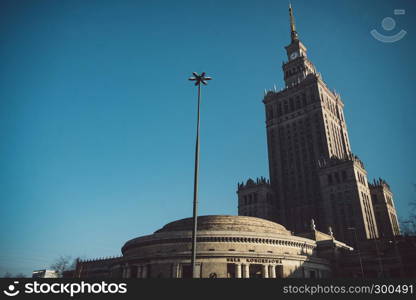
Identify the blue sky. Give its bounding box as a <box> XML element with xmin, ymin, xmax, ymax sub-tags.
<box><xmin>0</xmin><ymin>0</ymin><xmax>415</xmax><ymax>276</ymax></box>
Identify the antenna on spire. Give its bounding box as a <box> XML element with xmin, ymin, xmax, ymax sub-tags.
<box><xmin>289</xmin><ymin>3</ymin><xmax>299</xmax><ymax>42</ymax></box>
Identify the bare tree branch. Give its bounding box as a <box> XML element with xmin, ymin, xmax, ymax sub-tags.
<box><xmin>50</xmin><ymin>255</ymin><xmax>72</xmax><ymax>278</ymax></box>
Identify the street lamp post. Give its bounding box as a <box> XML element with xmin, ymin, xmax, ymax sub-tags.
<box><xmin>188</xmin><ymin>72</ymin><xmax>212</xmax><ymax>278</ymax></box>
<box><xmin>348</xmin><ymin>227</ymin><xmax>364</xmax><ymax>278</ymax></box>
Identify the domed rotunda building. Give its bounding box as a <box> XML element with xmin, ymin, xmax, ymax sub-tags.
<box><xmin>75</xmin><ymin>215</ymin><xmax>352</xmax><ymax>278</ymax></box>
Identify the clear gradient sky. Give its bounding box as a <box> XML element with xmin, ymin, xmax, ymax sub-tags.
<box><xmin>0</xmin><ymin>0</ymin><xmax>415</xmax><ymax>276</ymax></box>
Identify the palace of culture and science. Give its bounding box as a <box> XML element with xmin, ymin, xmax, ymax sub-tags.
<box><xmin>59</xmin><ymin>5</ymin><xmax>413</xmax><ymax>279</ymax></box>
<box><xmin>237</xmin><ymin>5</ymin><xmax>400</xmax><ymax>246</ymax></box>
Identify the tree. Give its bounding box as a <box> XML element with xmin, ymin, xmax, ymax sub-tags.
<box><xmin>401</xmin><ymin>216</ymin><xmax>416</xmax><ymax>236</ymax></box>
<box><xmin>50</xmin><ymin>255</ymin><xmax>72</xmax><ymax>278</ymax></box>
<box><xmin>1</xmin><ymin>272</ymin><xmax>27</xmax><ymax>278</ymax></box>
<box><xmin>401</xmin><ymin>183</ymin><xmax>416</xmax><ymax>236</ymax></box>
<box><xmin>50</xmin><ymin>256</ymin><xmax>81</xmax><ymax>278</ymax></box>
<box><xmin>69</xmin><ymin>257</ymin><xmax>80</xmax><ymax>270</ymax></box>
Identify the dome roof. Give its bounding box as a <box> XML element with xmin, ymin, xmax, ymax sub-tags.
<box><xmin>155</xmin><ymin>215</ymin><xmax>290</xmax><ymax>235</ymax></box>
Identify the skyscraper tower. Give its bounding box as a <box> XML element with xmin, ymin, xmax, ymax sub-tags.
<box><xmin>369</xmin><ymin>178</ymin><xmax>400</xmax><ymax>238</ymax></box>
<box><xmin>237</xmin><ymin>5</ymin><xmax>388</xmax><ymax>245</ymax></box>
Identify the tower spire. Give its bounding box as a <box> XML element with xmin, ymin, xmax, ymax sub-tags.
<box><xmin>289</xmin><ymin>3</ymin><xmax>299</xmax><ymax>42</ymax></box>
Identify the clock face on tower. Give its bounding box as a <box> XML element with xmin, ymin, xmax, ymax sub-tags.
<box><xmin>290</xmin><ymin>52</ymin><xmax>299</xmax><ymax>60</ymax></box>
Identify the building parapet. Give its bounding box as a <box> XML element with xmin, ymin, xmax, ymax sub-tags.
<box><xmin>263</xmin><ymin>73</ymin><xmax>320</xmax><ymax>102</ymax></box>
<box><xmin>317</xmin><ymin>153</ymin><xmax>365</xmax><ymax>169</ymax></box>
<box><xmin>79</xmin><ymin>256</ymin><xmax>123</xmax><ymax>264</ymax></box>
<box><xmin>237</xmin><ymin>177</ymin><xmax>271</xmax><ymax>190</ymax></box>
<box><xmin>369</xmin><ymin>178</ymin><xmax>391</xmax><ymax>191</ymax></box>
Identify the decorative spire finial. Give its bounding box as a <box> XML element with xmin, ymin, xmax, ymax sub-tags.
<box><xmin>311</xmin><ymin>218</ymin><xmax>316</xmax><ymax>231</ymax></box>
<box><xmin>289</xmin><ymin>3</ymin><xmax>299</xmax><ymax>42</ymax></box>
<box><xmin>329</xmin><ymin>226</ymin><xmax>334</xmax><ymax>238</ymax></box>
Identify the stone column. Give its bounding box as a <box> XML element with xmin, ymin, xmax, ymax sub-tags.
<box><xmin>142</xmin><ymin>265</ymin><xmax>148</xmax><ymax>278</ymax></box>
<box><xmin>269</xmin><ymin>265</ymin><xmax>276</xmax><ymax>278</ymax></box>
<box><xmin>242</xmin><ymin>264</ymin><xmax>249</xmax><ymax>278</ymax></box>
<box><xmin>125</xmin><ymin>265</ymin><xmax>131</xmax><ymax>278</ymax></box>
<box><xmin>262</xmin><ymin>264</ymin><xmax>269</xmax><ymax>278</ymax></box>
<box><xmin>172</xmin><ymin>263</ymin><xmax>179</xmax><ymax>278</ymax></box>
<box><xmin>137</xmin><ymin>266</ymin><xmax>142</xmax><ymax>278</ymax></box>
<box><xmin>235</xmin><ymin>264</ymin><xmax>242</xmax><ymax>278</ymax></box>
<box><xmin>122</xmin><ymin>266</ymin><xmax>127</xmax><ymax>278</ymax></box>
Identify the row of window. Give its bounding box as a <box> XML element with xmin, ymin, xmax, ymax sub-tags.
<box><xmin>374</xmin><ymin>209</ymin><xmax>400</xmax><ymax>237</ymax></box>
<box><xmin>267</xmin><ymin>87</ymin><xmax>347</xmax><ymax>122</ymax></box>
<box><xmin>371</xmin><ymin>193</ymin><xmax>393</xmax><ymax>207</ymax></box>
<box><xmin>285</xmin><ymin>65</ymin><xmax>305</xmax><ymax>78</ymax></box>
<box><xmin>357</xmin><ymin>172</ymin><xmax>367</xmax><ymax>186</ymax></box>
<box><xmin>284</xmin><ymin>59</ymin><xmax>315</xmax><ymax>79</ymax></box>
<box><xmin>266</xmin><ymin>89</ymin><xmax>318</xmax><ymax>119</ymax></box>
<box><xmin>386</xmin><ymin>195</ymin><xmax>393</xmax><ymax>206</ymax></box>
<box><xmin>241</xmin><ymin>193</ymin><xmax>258</xmax><ymax>205</ymax></box>
<box><xmin>361</xmin><ymin>192</ymin><xmax>378</xmax><ymax>239</ymax></box>
<box><xmin>327</xmin><ymin>170</ymin><xmax>348</xmax><ymax>185</ymax></box>
<box><xmin>321</xmin><ymin>94</ymin><xmax>344</xmax><ymax>121</ymax></box>
<box><xmin>240</xmin><ymin>193</ymin><xmax>274</xmax><ymax>214</ymax></box>
<box><xmin>389</xmin><ymin>212</ymin><xmax>400</xmax><ymax>235</ymax></box>
<box><xmin>270</xmin><ymin>114</ymin><xmax>326</xmax><ymax>164</ymax></box>
<box><xmin>325</xmin><ymin>117</ymin><xmax>349</xmax><ymax>158</ymax></box>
